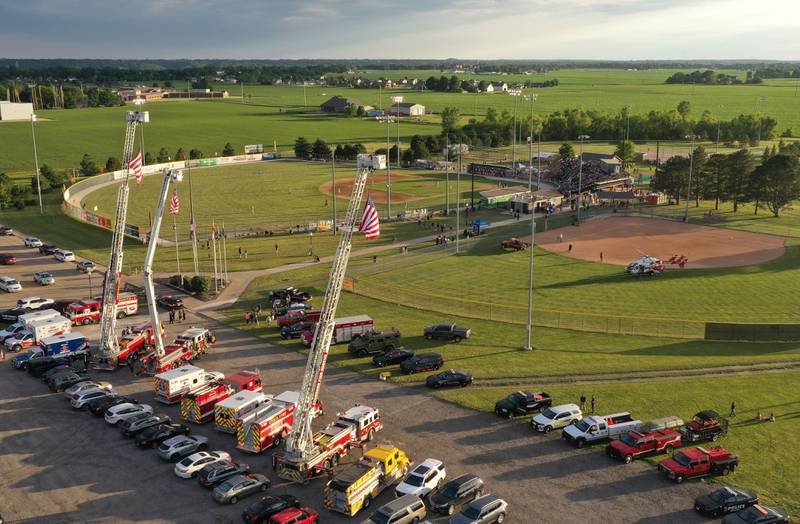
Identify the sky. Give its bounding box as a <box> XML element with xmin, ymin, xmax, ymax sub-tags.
<box><xmin>0</xmin><ymin>0</ymin><xmax>799</xmax><ymax>60</ymax></box>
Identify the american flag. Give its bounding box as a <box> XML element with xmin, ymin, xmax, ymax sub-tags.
<box><xmin>169</xmin><ymin>190</ymin><xmax>180</xmax><ymax>215</ymax></box>
<box><xmin>128</xmin><ymin>150</ymin><xmax>143</xmax><ymax>184</ymax></box>
<box><xmin>359</xmin><ymin>195</ymin><xmax>380</xmax><ymax>239</ymax></box>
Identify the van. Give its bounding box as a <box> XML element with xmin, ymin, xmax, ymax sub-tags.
<box><xmin>365</xmin><ymin>494</ymin><xmax>427</xmax><ymax>524</ymax></box>
<box><xmin>400</xmin><ymin>352</ymin><xmax>444</xmax><ymax>374</ymax></box>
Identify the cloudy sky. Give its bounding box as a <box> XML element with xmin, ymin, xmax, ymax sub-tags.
<box><xmin>1</xmin><ymin>0</ymin><xmax>798</xmax><ymax>60</ymax></box>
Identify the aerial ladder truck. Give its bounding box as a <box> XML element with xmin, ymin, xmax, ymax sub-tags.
<box><xmin>275</xmin><ymin>155</ymin><xmax>383</xmax><ymax>483</ymax></box>
<box><xmin>95</xmin><ymin>110</ymin><xmax>149</xmax><ymax>370</ymax></box>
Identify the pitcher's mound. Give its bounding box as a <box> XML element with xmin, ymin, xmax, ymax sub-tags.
<box><xmin>537</xmin><ymin>216</ymin><xmax>785</xmax><ymax>269</ymax></box>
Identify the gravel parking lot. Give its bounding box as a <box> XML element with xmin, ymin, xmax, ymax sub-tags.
<box><xmin>0</xmin><ymin>231</ymin><xmax>714</xmax><ymax>524</ymax></box>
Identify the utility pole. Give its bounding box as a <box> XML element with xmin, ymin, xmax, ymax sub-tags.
<box><xmin>211</xmin><ymin>222</ymin><xmax>219</xmax><ymax>293</ymax></box>
<box><xmin>456</xmin><ymin>150</ymin><xmax>461</xmax><ymax>254</ymax></box>
<box><xmin>222</xmin><ymin>221</ymin><xmax>229</xmax><ymax>283</ymax></box>
<box><xmin>392</xmin><ymin>96</ymin><xmax>404</xmax><ymax>218</ymax></box>
<box><xmin>30</xmin><ymin>114</ymin><xmax>43</xmax><ymax>214</ymax></box>
<box><xmin>445</xmin><ymin>137</ymin><xmax>450</xmax><ymax>215</ymax></box>
<box><xmin>684</xmin><ymin>134</ymin><xmax>699</xmax><ymax>222</ymax></box>
<box><xmin>576</xmin><ymin>134</ymin><xmax>590</xmax><ymax>223</ymax></box>
<box><xmin>331</xmin><ymin>152</ymin><xmax>337</xmax><ymax>235</ymax></box>
<box><xmin>525</xmin><ymin>91</ymin><xmax>537</xmax><ymax>352</ymax></box>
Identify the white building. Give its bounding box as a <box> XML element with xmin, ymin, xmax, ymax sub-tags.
<box><xmin>0</xmin><ymin>101</ymin><xmax>34</xmax><ymax>121</ymax></box>
<box><xmin>388</xmin><ymin>102</ymin><xmax>425</xmax><ymax>116</ymax></box>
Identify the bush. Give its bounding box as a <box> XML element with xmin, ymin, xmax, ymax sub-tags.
<box><xmin>190</xmin><ymin>275</ymin><xmax>212</xmax><ymax>293</ymax></box>
<box><xmin>183</xmin><ymin>276</ymin><xmax>193</xmax><ymax>291</ymax></box>
<box><xmin>169</xmin><ymin>275</ymin><xmax>182</xmax><ymax>286</ymax></box>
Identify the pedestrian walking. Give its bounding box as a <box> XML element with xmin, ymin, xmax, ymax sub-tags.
<box><xmin>274</xmin><ymin>243</ymin><xmax>279</xmax><ymax>255</ymax></box>
<box><xmin>180</xmin><ymin>307</ymin><xmax>186</xmax><ymax>321</ymax></box>
<box><xmin>168</xmin><ymin>309</ymin><xmax>175</xmax><ymax>324</ymax></box>
<box><xmin>600</xmin><ymin>251</ymin><xmax>604</xmax><ymax>262</ymax></box>
<box><xmin>568</xmin><ymin>243</ymin><xmax>573</xmax><ymax>253</ymax></box>
<box><xmin>373</xmin><ymin>255</ymin><xmax>377</xmax><ymax>263</ymax></box>
<box><xmin>254</xmin><ymin>312</ymin><xmax>260</xmax><ymax>326</ymax></box>
<box><xmin>238</xmin><ymin>247</ymin><xmax>242</xmax><ymax>258</ymax></box>
<box><xmin>579</xmin><ymin>394</ymin><xmax>586</xmax><ymax>411</ymax></box>
<box><xmin>558</xmin><ymin>233</ymin><xmax>564</xmax><ymax>243</ymax></box>
<box><xmin>730</xmin><ymin>401</ymin><xmax>737</xmax><ymax>417</ymax></box>
<box><xmin>245</xmin><ymin>311</ymin><xmax>251</xmax><ymax>324</ymax></box>
<box><xmin>244</xmin><ymin>249</ymin><xmax>248</xmax><ymax>259</ymax></box>
<box><xmin>591</xmin><ymin>395</ymin><xmax>596</xmax><ymax>414</ymax></box>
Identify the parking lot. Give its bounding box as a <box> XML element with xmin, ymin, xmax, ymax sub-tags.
<box><xmin>0</xmin><ymin>230</ymin><xmax>714</xmax><ymax>523</ymax></box>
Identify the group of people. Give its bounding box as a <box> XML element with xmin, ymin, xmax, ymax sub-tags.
<box><xmin>245</xmin><ymin>304</ymin><xmax>274</xmax><ymax>326</ymax></box>
<box><xmin>579</xmin><ymin>394</ymin><xmax>597</xmax><ymax>414</ymax></box>
<box><xmin>168</xmin><ymin>307</ymin><xmax>186</xmax><ymax>324</ymax></box>
<box><xmin>731</xmin><ymin>401</ymin><xmax>777</xmax><ymax>423</ymax></box>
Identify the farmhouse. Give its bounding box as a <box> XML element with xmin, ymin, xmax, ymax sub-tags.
<box><xmin>387</xmin><ymin>102</ymin><xmax>425</xmax><ymax>116</ymax></box>
<box><xmin>0</xmin><ymin>101</ymin><xmax>34</xmax><ymax>121</ymax></box>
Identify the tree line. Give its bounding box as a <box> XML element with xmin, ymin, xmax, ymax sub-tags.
<box><xmin>4</xmin><ymin>83</ymin><xmax>124</xmax><ymax>109</ymax></box>
<box><xmin>665</xmin><ymin>70</ymin><xmax>762</xmax><ymax>85</ymax></box>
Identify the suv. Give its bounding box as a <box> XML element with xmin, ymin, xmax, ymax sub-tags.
<box><xmin>17</xmin><ymin>296</ymin><xmax>54</xmax><ymax>310</ymax></box>
<box><xmin>429</xmin><ymin>474</ymin><xmax>484</xmax><ymax>516</ymax></box>
<box><xmin>396</xmin><ymin>458</ymin><xmax>446</xmax><ymax>498</ymax></box>
<box><xmin>76</xmin><ymin>261</ymin><xmax>96</xmax><ymax>273</ymax></box>
<box><xmin>33</xmin><ymin>272</ymin><xmax>55</xmax><ymax>285</ymax></box>
<box><xmin>400</xmin><ymin>352</ymin><xmax>444</xmax><ymax>374</ymax></box>
<box><xmin>494</xmin><ymin>391</ymin><xmax>552</xmax><ymax>418</ymax></box>
<box><xmin>451</xmin><ymin>494</ymin><xmax>508</xmax><ymax>524</ymax></box>
<box><xmin>120</xmin><ymin>413</ymin><xmax>171</xmax><ymax>437</ymax></box>
<box><xmin>348</xmin><ymin>328</ymin><xmax>401</xmax><ymax>356</ymax></box>
<box><xmin>531</xmin><ymin>404</ymin><xmax>582</xmax><ymax>433</ymax></box>
<box><xmin>38</xmin><ymin>244</ymin><xmax>58</xmax><ymax>255</ymax></box>
<box><xmin>367</xmin><ymin>494</ymin><xmax>427</xmax><ymax>524</ymax></box>
<box><xmin>54</xmin><ymin>250</ymin><xmax>75</xmax><ymax>262</ymax></box>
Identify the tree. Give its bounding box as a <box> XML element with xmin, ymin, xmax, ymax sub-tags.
<box><xmin>156</xmin><ymin>148</ymin><xmax>170</xmax><ymax>163</ymax></box>
<box><xmin>677</xmin><ymin>100</ymin><xmax>691</xmax><ymax>121</ymax></box>
<box><xmin>222</xmin><ymin>142</ymin><xmax>235</xmax><ymax>157</ymax></box>
<box><xmin>294</xmin><ymin>137</ymin><xmax>312</xmax><ymax>159</ymax></box>
<box><xmin>79</xmin><ymin>154</ymin><xmax>100</xmax><ymax>177</ymax></box>
<box><xmin>38</xmin><ymin>164</ymin><xmax>66</xmax><ymax>189</ymax></box>
<box><xmin>0</xmin><ymin>173</ymin><xmax>13</xmax><ymax>208</ymax></box>
<box><xmin>144</xmin><ymin>152</ymin><xmax>154</xmax><ymax>165</ymax></box>
<box><xmin>31</xmin><ymin>175</ymin><xmax>49</xmax><ymax>194</ymax></box>
<box><xmin>311</xmin><ymin>138</ymin><xmax>331</xmax><ymax>159</ymax></box>
<box><xmin>174</xmin><ymin>148</ymin><xmax>187</xmax><ymax>161</ymax></box>
<box><xmin>689</xmin><ymin>146</ymin><xmax>709</xmax><ymax>206</ymax></box>
<box><xmin>189</xmin><ymin>149</ymin><xmax>203</xmax><ymax>160</ymax></box>
<box><xmin>409</xmin><ymin>135</ymin><xmax>430</xmax><ymax>160</ymax></box>
<box><xmin>440</xmin><ymin>106</ymin><xmax>460</xmax><ymax>131</ymax></box>
<box><xmin>755</xmin><ymin>154</ymin><xmax>800</xmax><ymax>217</ymax></box>
<box><xmin>558</xmin><ymin>143</ymin><xmax>575</xmax><ymax>161</ymax></box>
<box><xmin>653</xmin><ymin>156</ymin><xmax>689</xmax><ymax>204</ymax></box>
<box><xmin>724</xmin><ymin>149</ymin><xmax>756</xmax><ymax>212</ymax></box>
<box><xmin>614</xmin><ymin>141</ymin><xmax>635</xmax><ymax>165</ymax></box>
<box><xmin>485</xmin><ymin>107</ymin><xmax>498</xmax><ymax>123</ymax></box>
<box><xmin>105</xmin><ymin>156</ymin><xmax>121</xmax><ymax>172</ymax></box>
<box><xmin>704</xmin><ymin>154</ymin><xmax>728</xmax><ymax>209</ymax></box>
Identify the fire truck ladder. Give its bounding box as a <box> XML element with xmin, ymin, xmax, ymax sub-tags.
<box><xmin>280</xmin><ymin>161</ymin><xmax>373</xmax><ymax>480</ymax></box>
<box><xmin>96</xmin><ymin>111</ymin><xmax>147</xmax><ymax>368</ymax></box>
<box><xmin>143</xmin><ymin>168</ymin><xmax>183</xmax><ymax>358</ymax></box>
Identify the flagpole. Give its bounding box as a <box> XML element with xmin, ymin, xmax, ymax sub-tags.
<box><xmin>211</xmin><ymin>222</ymin><xmax>219</xmax><ymax>293</ymax></box>
<box><xmin>188</xmin><ymin>157</ymin><xmax>199</xmax><ymax>274</ymax></box>
<box><xmin>222</xmin><ymin>221</ymin><xmax>229</xmax><ymax>283</ymax></box>
<box><xmin>173</xmin><ymin>217</ymin><xmax>181</xmax><ymax>284</ymax></box>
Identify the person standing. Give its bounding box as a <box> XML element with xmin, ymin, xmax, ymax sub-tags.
<box><xmin>730</xmin><ymin>401</ymin><xmax>737</xmax><ymax>417</ymax></box>
<box><xmin>168</xmin><ymin>309</ymin><xmax>175</xmax><ymax>324</ymax></box>
<box><xmin>254</xmin><ymin>311</ymin><xmax>260</xmax><ymax>326</ymax></box>
<box><xmin>0</xmin><ymin>344</ymin><xmax>5</xmax><ymax>361</ymax></box>
<box><xmin>600</xmin><ymin>251</ymin><xmax>604</xmax><ymax>262</ymax></box>
<box><xmin>568</xmin><ymin>243</ymin><xmax>573</xmax><ymax>253</ymax></box>
<box><xmin>591</xmin><ymin>395</ymin><xmax>596</xmax><ymax>414</ymax></box>
<box><xmin>180</xmin><ymin>307</ymin><xmax>186</xmax><ymax>321</ymax></box>
<box><xmin>558</xmin><ymin>233</ymin><xmax>564</xmax><ymax>243</ymax></box>
<box><xmin>580</xmin><ymin>394</ymin><xmax>586</xmax><ymax>412</ymax></box>
<box><xmin>245</xmin><ymin>311</ymin><xmax>251</xmax><ymax>324</ymax></box>
<box><xmin>274</xmin><ymin>243</ymin><xmax>279</xmax><ymax>255</ymax></box>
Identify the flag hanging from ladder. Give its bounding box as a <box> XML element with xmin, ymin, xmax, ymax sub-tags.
<box><xmin>129</xmin><ymin>150</ymin><xmax>143</xmax><ymax>184</ymax></box>
<box><xmin>169</xmin><ymin>190</ymin><xmax>180</xmax><ymax>215</ymax></box>
<box><xmin>359</xmin><ymin>195</ymin><xmax>380</xmax><ymax>239</ymax></box>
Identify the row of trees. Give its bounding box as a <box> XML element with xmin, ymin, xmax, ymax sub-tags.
<box><xmin>654</xmin><ymin>142</ymin><xmax>800</xmax><ymax>216</ymax></box>
<box><xmin>293</xmin><ymin>137</ymin><xmax>367</xmax><ymax>161</ymax></box>
<box><xmin>79</xmin><ymin>143</ymin><xmax>236</xmax><ymax>178</ymax></box>
<box><xmin>665</xmin><ymin>70</ymin><xmax>762</xmax><ymax>85</ymax></box>
<box><xmin>4</xmin><ymin>84</ymin><xmax>124</xmax><ymax>110</ymax></box>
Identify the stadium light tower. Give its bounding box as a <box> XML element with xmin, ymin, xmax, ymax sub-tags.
<box><xmin>524</xmin><ymin>91</ymin><xmax>538</xmax><ymax>352</ymax></box>
<box><xmin>30</xmin><ymin>113</ymin><xmax>43</xmax><ymax>214</ymax></box>
<box><xmin>684</xmin><ymin>134</ymin><xmax>699</xmax><ymax>222</ymax></box>
<box><xmin>576</xmin><ymin>134</ymin><xmax>590</xmax><ymax>224</ymax></box>
<box><xmin>391</xmin><ymin>95</ymin><xmax>404</xmax><ymax>218</ymax></box>
<box><xmin>509</xmin><ymin>89</ymin><xmax>522</xmax><ymax>174</ymax></box>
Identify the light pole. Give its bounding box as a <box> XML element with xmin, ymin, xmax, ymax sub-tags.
<box><xmin>756</xmin><ymin>97</ymin><xmax>765</xmax><ymax>144</ymax></box>
<box><xmin>510</xmin><ymin>89</ymin><xmax>521</xmax><ymax>174</ymax></box>
<box><xmin>308</xmin><ymin>232</ymin><xmax>314</xmax><ymax>256</ymax></box>
<box><xmin>392</xmin><ymin>95</ymin><xmax>404</xmax><ymax>218</ymax></box>
<box><xmin>331</xmin><ymin>152</ymin><xmax>337</xmax><ymax>235</ymax></box>
<box><xmin>30</xmin><ymin>113</ymin><xmax>43</xmax><ymax>214</ymax></box>
<box><xmin>683</xmin><ymin>134</ymin><xmax>699</xmax><ymax>222</ymax></box>
<box><xmin>456</xmin><ymin>149</ymin><xmax>461</xmax><ymax>254</ymax></box>
<box><xmin>525</xmin><ymin>91</ymin><xmax>538</xmax><ymax>352</ymax></box>
<box><xmin>445</xmin><ymin>137</ymin><xmax>450</xmax><ymax>215</ymax></box>
<box><xmin>576</xmin><ymin>134</ymin><xmax>590</xmax><ymax>223</ymax></box>
<box><xmin>187</xmin><ymin>159</ymin><xmax>199</xmax><ymax>274</ymax></box>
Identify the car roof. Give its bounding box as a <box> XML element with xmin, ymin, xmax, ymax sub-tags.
<box><xmin>551</xmin><ymin>403</ymin><xmax>581</xmax><ymax>412</ymax></box>
<box><xmin>696</xmin><ymin>410</ymin><xmax>720</xmax><ymax>420</ymax></box>
<box><xmin>110</xmin><ymin>402</ymin><xmax>137</xmax><ymax>412</ymax></box>
<box><xmin>467</xmin><ymin>493</ymin><xmax>503</xmax><ymax>508</ymax></box>
<box><xmin>415</xmin><ymin>458</ymin><xmax>443</xmax><ymax>471</ymax></box>
<box><xmin>448</xmin><ymin>473</ymin><xmax>480</xmax><ymax>485</ymax></box>
<box><xmin>378</xmin><ymin>494</ymin><xmax>424</xmax><ymax>513</ymax></box>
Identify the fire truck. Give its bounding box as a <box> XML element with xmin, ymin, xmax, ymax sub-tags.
<box><xmin>173</xmin><ymin>327</ymin><xmax>216</xmax><ymax>353</ymax></box>
<box><xmin>274</xmin><ymin>405</ymin><xmax>382</xmax><ymax>482</ymax></box>
<box><xmin>153</xmin><ymin>365</ymin><xmax>224</xmax><ymax>404</ymax></box>
<box><xmin>237</xmin><ymin>391</ymin><xmax>323</xmax><ymax>454</ymax></box>
<box><xmin>66</xmin><ymin>292</ymin><xmax>138</xmax><ymax>325</ymax></box>
<box><xmin>300</xmin><ymin>315</ymin><xmax>374</xmax><ymax>347</ymax></box>
<box><xmin>214</xmin><ymin>389</ymin><xmax>270</xmax><ymax>434</ymax></box>
<box><xmin>94</xmin><ymin>320</ymin><xmax>164</xmax><ymax>370</ymax></box>
<box><xmin>130</xmin><ymin>327</ymin><xmax>214</xmax><ymax>376</ymax></box>
<box><xmin>180</xmin><ymin>370</ymin><xmax>264</xmax><ymax>424</ymax></box>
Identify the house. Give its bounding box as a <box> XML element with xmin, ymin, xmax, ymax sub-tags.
<box><xmin>320</xmin><ymin>96</ymin><xmax>351</xmax><ymax>113</ymax></box>
<box><xmin>580</xmin><ymin>152</ymin><xmax>623</xmax><ymax>174</ymax></box>
<box><xmin>387</xmin><ymin>102</ymin><xmax>425</xmax><ymax>117</ymax></box>
<box><xmin>485</xmin><ymin>82</ymin><xmax>508</xmax><ymax>93</ymax></box>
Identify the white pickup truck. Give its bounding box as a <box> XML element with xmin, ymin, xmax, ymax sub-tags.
<box><xmin>562</xmin><ymin>411</ymin><xmax>643</xmax><ymax>447</ymax></box>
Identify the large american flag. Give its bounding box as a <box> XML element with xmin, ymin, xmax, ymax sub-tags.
<box><xmin>128</xmin><ymin>150</ymin><xmax>143</xmax><ymax>184</ymax></box>
<box><xmin>169</xmin><ymin>190</ymin><xmax>180</xmax><ymax>215</ymax></box>
<box><xmin>359</xmin><ymin>195</ymin><xmax>380</xmax><ymax>239</ymax></box>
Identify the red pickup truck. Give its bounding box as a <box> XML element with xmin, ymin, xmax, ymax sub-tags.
<box><xmin>606</xmin><ymin>428</ymin><xmax>682</xmax><ymax>463</ymax></box>
<box><xmin>658</xmin><ymin>446</ymin><xmax>738</xmax><ymax>483</ymax></box>
<box><xmin>277</xmin><ymin>309</ymin><xmax>321</xmax><ymax>328</ymax></box>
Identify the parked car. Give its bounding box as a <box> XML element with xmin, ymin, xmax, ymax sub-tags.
<box><xmin>212</xmin><ymin>474</ymin><xmax>271</xmax><ymax>504</ymax></box>
<box><xmin>197</xmin><ymin>460</ymin><xmax>251</xmax><ymax>488</ymax></box>
<box><xmin>161</xmin><ymin>439</ymin><xmax>215</xmax><ymax>466</ymax></box>
<box><xmin>241</xmin><ymin>495</ymin><xmax>301</xmax><ymax>524</ymax></box>
<box><xmin>0</xmin><ymin>226</ymin><xmax>13</xmax><ymax>236</ymax></box>
<box><xmin>64</xmin><ymin>380</ymin><xmax>113</xmax><ymax>400</ymax></box>
<box><xmin>0</xmin><ymin>277</ymin><xmax>22</xmax><ymax>293</ymax></box>
<box><xmin>1</xmin><ymin>307</ymin><xmax>28</xmax><ymax>322</ymax></box>
<box><xmin>120</xmin><ymin>413</ymin><xmax>171</xmax><ymax>437</ymax></box>
<box><xmin>400</xmin><ymin>352</ymin><xmax>444</xmax><ymax>374</ymax></box>
<box><xmin>494</xmin><ymin>391</ymin><xmax>552</xmax><ymax>418</ymax></box>
<box><xmin>24</xmin><ymin>237</ymin><xmax>43</xmax><ymax>248</ymax></box>
<box><xmin>723</xmin><ymin>505</ymin><xmax>789</xmax><ymax>524</ymax></box>
<box><xmin>0</xmin><ymin>254</ymin><xmax>17</xmax><ymax>265</ymax></box>
<box><xmin>17</xmin><ymin>296</ymin><xmax>54</xmax><ymax>310</ymax></box>
<box><xmin>423</xmin><ymin>323</ymin><xmax>471</xmax><ymax>342</ymax></box>
<box><xmin>280</xmin><ymin>320</ymin><xmax>313</xmax><ymax>340</ymax></box>
<box><xmin>268</xmin><ymin>507</ymin><xmax>318</xmax><ymax>524</ymax></box>
<box><xmin>347</xmin><ymin>328</ymin><xmax>401</xmax><ymax>356</ymax></box>
<box><xmin>36</xmin><ymin>364</ymin><xmax>74</xmax><ymax>381</ymax></box>
<box><xmin>76</xmin><ymin>261</ymin><xmax>96</xmax><ymax>273</ymax></box>
<box><xmin>695</xmin><ymin>487</ymin><xmax>759</xmax><ymax>518</ymax></box>
<box><xmin>87</xmin><ymin>395</ymin><xmax>138</xmax><ymax>417</ymax></box>
<box><xmin>367</xmin><ymin>494</ymin><xmax>427</xmax><ymax>524</ymax></box>
<box><xmin>426</xmin><ymin>369</ymin><xmax>473</xmax><ymax>389</ymax></box>
<box><xmin>373</xmin><ymin>348</ymin><xmax>415</xmax><ymax>367</ymax></box>
<box><xmin>531</xmin><ymin>404</ymin><xmax>582</xmax><ymax>433</ymax></box>
<box><xmin>49</xmin><ymin>371</ymin><xmax>91</xmax><ymax>392</ymax></box>
<box><xmin>38</xmin><ymin>244</ymin><xmax>58</xmax><ymax>255</ymax></box>
<box><xmin>450</xmin><ymin>493</ymin><xmax>508</xmax><ymax>524</ymax></box>
<box><xmin>429</xmin><ymin>474</ymin><xmax>485</xmax><ymax>516</ymax></box>
<box><xmin>135</xmin><ymin>423</ymin><xmax>191</xmax><ymax>448</ymax></box>
<box><xmin>71</xmin><ymin>388</ymin><xmax>116</xmax><ymax>409</ymax></box>
<box><xmin>659</xmin><ymin>446</ymin><xmax>738</xmax><ymax>483</ymax></box>
<box><xmin>500</xmin><ymin>238</ymin><xmax>529</xmax><ymax>251</ymax></box>
<box><xmin>105</xmin><ymin>403</ymin><xmax>153</xmax><ymax>425</ymax></box>
<box><xmin>157</xmin><ymin>295</ymin><xmax>183</xmax><ymax>310</ymax></box>
<box><xmin>33</xmin><ymin>272</ymin><xmax>55</xmax><ymax>286</ymax></box>
<box><xmin>396</xmin><ymin>458</ymin><xmax>446</xmax><ymax>498</ymax></box>
<box><xmin>54</xmin><ymin>250</ymin><xmax>75</xmax><ymax>262</ymax></box>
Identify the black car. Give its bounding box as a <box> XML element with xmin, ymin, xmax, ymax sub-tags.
<box><xmin>695</xmin><ymin>487</ymin><xmax>759</xmax><ymax>518</ymax></box>
<box><xmin>49</xmin><ymin>372</ymin><xmax>91</xmax><ymax>392</ymax></box>
<box><xmin>38</xmin><ymin>244</ymin><xmax>59</xmax><ymax>255</ymax></box>
<box><xmin>268</xmin><ymin>287</ymin><xmax>312</xmax><ymax>303</ymax></box>
<box><xmin>157</xmin><ymin>295</ymin><xmax>184</xmax><ymax>310</ymax></box>
<box><xmin>723</xmin><ymin>505</ymin><xmax>790</xmax><ymax>524</ymax></box>
<box><xmin>0</xmin><ymin>226</ymin><xmax>12</xmax><ymax>236</ymax></box>
<box><xmin>1</xmin><ymin>307</ymin><xmax>28</xmax><ymax>322</ymax></box>
<box><xmin>280</xmin><ymin>321</ymin><xmax>313</xmax><ymax>340</ymax></box>
<box><xmin>27</xmin><ymin>357</ymin><xmax>73</xmax><ymax>378</ymax></box>
<box><xmin>197</xmin><ymin>460</ymin><xmax>251</xmax><ymax>488</ymax></box>
<box><xmin>88</xmin><ymin>395</ymin><xmax>139</xmax><ymax>417</ymax></box>
<box><xmin>429</xmin><ymin>474</ymin><xmax>484</xmax><ymax>516</ymax></box>
<box><xmin>400</xmin><ymin>352</ymin><xmax>444</xmax><ymax>374</ymax></box>
<box><xmin>41</xmin><ymin>365</ymin><xmax>81</xmax><ymax>383</ymax></box>
<box><xmin>120</xmin><ymin>413</ymin><xmax>171</xmax><ymax>437</ymax></box>
<box><xmin>423</xmin><ymin>323</ymin><xmax>471</xmax><ymax>342</ymax></box>
<box><xmin>373</xmin><ymin>348</ymin><xmax>415</xmax><ymax>367</ymax></box>
<box><xmin>348</xmin><ymin>328</ymin><xmax>401</xmax><ymax>356</ymax></box>
<box><xmin>494</xmin><ymin>391</ymin><xmax>552</xmax><ymax>418</ymax></box>
<box><xmin>135</xmin><ymin>423</ymin><xmax>190</xmax><ymax>448</ymax></box>
<box><xmin>241</xmin><ymin>494</ymin><xmax>301</xmax><ymax>523</ymax></box>
<box><xmin>426</xmin><ymin>369</ymin><xmax>473</xmax><ymax>389</ymax></box>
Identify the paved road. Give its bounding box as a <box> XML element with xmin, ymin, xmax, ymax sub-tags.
<box><xmin>0</xmin><ymin>231</ymin><xmax>714</xmax><ymax>523</ymax></box>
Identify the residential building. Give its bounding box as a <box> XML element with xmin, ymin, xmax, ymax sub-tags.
<box><xmin>485</xmin><ymin>82</ymin><xmax>508</xmax><ymax>93</ymax></box>
<box><xmin>320</xmin><ymin>96</ymin><xmax>351</xmax><ymax>113</ymax></box>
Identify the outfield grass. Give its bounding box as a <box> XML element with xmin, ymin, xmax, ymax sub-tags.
<box><xmin>436</xmin><ymin>372</ymin><xmax>800</xmax><ymax>516</ymax></box>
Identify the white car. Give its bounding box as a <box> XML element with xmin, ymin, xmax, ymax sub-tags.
<box><xmin>17</xmin><ymin>296</ymin><xmax>54</xmax><ymax>310</ymax></box>
<box><xmin>54</xmin><ymin>250</ymin><xmax>75</xmax><ymax>262</ymax></box>
<box><xmin>105</xmin><ymin>402</ymin><xmax>153</xmax><ymax>425</ymax></box>
<box><xmin>173</xmin><ymin>450</ymin><xmax>229</xmax><ymax>478</ymax></box>
<box><xmin>396</xmin><ymin>458</ymin><xmax>447</xmax><ymax>498</ymax></box>
<box><xmin>531</xmin><ymin>403</ymin><xmax>583</xmax><ymax>433</ymax></box>
<box><xmin>0</xmin><ymin>323</ymin><xmax>25</xmax><ymax>342</ymax></box>
<box><xmin>33</xmin><ymin>272</ymin><xmax>55</xmax><ymax>286</ymax></box>
<box><xmin>24</xmin><ymin>237</ymin><xmax>43</xmax><ymax>248</ymax></box>
<box><xmin>0</xmin><ymin>277</ymin><xmax>22</xmax><ymax>293</ymax></box>
<box><xmin>64</xmin><ymin>380</ymin><xmax>113</xmax><ymax>400</ymax></box>
<box><xmin>71</xmin><ymin>388</ymin><xmax>116</xmax><ymax>409</ymax></box>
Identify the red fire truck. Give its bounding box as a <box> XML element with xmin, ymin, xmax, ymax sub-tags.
<box><xmin>300</xmin><ymin>315</ymin><xmax>374</xmax><ymax>347</ymax></box>
<box><xmin>237</xmin><ymin>391</ymin><xmax>323</xmax><ymax>454</ymax></box>
<box><xmin>130</xmin><ymin>327</ymin><xmax>215</xmax><ymax>376</ymax></box>
<box><xmin>94</xmin><ymin>320</ymin><xmax>164</xmax><ymax>370</ymax></box>
<box><xmin>180</xmin><ymin>370</ymin><xmax>264</xmax><ymax>424</ymax></box>
<box><xmin>225</xmin><ymin>370</ymin><xmax>263</xmax><ymax>394</ymax></box>
<box><xmin>65</xmin><ymin>292</ymin><xmax>138</xmax><ymax>326</ymax></box>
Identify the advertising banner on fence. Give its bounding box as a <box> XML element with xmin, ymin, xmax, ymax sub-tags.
<box><xmin>199</xmin><ymin>158</ymin><xmax>217</xmax><ymax>167</ymax></box>
<box><xmin>244</xmin><ymin>144</ymin><xmax>264</xmax><ymax>154</ymax></box>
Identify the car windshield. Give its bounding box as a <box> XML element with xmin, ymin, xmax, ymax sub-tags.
<box><xmin>440</xmin><ymin>483</ymin><xmax>459</xmax><ymax>498</ymax></box>
<box><xmin>404</xmin><ymin>474</ymin><xmax>426</xmax><ymax>487</ymax></box>
<box><xmin>178</xmin><ymin>457</ymin><xmax>194</xmax><ymax>467</ymax></box>
<box><xmin>541</xmin><ymin>408</ymin><xmax>557</xmax><ymax>419</ymax></box>
<box><xmin>218</xmin><ymin>480</ymin><xmax>235</xmax><ymax>491</ymax></box>
<box><xmin>734</xmin><ymin>507</ymin><xmax>763</xmax><ymax>523</ymax></box>
<box><xmin>462</xmin><ymin>505</ymin><xmax>483</xmax><ymax>519</ymax></box>
<box><xmin>369</xmin><ymin>512</ymin><xmax>391</xmax><ymax>524</ymax></box>
<box><xmin>507</xmin><ymin>393</ymin><xmax>523</xmax><ymax>403</ymax></box>
<box><xmin>41</xmin><ymin>273</ymin><xmax>51</xmax><ymax>277</ymax></box>
<box><xmin>574</xmin><ymin>419</ymin><xmax>592</xmax><ymax>432</ymax></box>
<box><xmin>672</xmin><ymin>452</ymin><xmax>691</xmax><ymax>466</ymax></box>
<box><xmin>8</xmin><ymin>279</ymin><xmax>18</xmax><ymax>285</ymax></box>
<box><xmin>618</xmin><ymin>433</ymin><xmax>638</xmax><ymax>446</ymax></box>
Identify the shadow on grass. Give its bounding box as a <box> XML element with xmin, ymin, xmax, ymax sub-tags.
<box><xmin>620</xmin><ymin>339</ymin><xmax>800</xmax><ymax>357</ymax></box>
